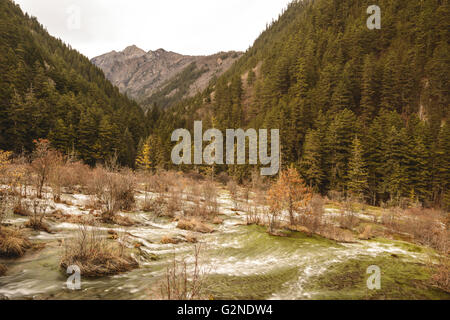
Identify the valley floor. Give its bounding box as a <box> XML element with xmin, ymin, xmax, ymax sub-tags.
<box><xmin>0</xmin><ymin>179</ymin><xmax>448</xmax><ymax>300</ymax></box>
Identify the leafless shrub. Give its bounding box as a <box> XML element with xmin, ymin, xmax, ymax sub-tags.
<box><xmin>146</xmin><ymin>197</ymin><xmax>169</xmax><ymax>217</ymax></box>
<box><xmin>245</xmin><ymin>189</ymin><xmax>269</xmax><ymax>226</ymax></box>
<box><xmin>136</xmin><ymin>171</ymin><xmax>157</xmax><ymax>212</ymax></box>
<box><xmin>216</xmin><ymin>172</ymin><xmax>230</xmax><ymax>185</ymax></box>
<box><xmin>59</xmin><ymin>161</ymin><xmax>92</xmax><ymax>193</ymax></box>
<box><xmin>201</xmin><ymin>181</ymin><xmax>219</xmax><ymax>218</ymax></box>
<box><xmin>402</xmin><ymin>208</ymin><xmax>448</xmax><ymax>252</ymax></box>
<box><xmin>13</xmin><ymin>195</ymin><xmax>31</xmax><ymax>217</ymax></box>
<box><xmin>49</xmin><ymin>164</ymin><xmax>65</xmax><ymax>202</ymax></box>
<box><xmin>186</xmin><ymin>183</ymin><xmax>201</xmax><ymax>202</ymax></box>
<box><xmin>241</xmin><ymin>180</ymin><xmax>252</xmax><ymax>205</ymax></box>
<box><xmin>429</xmin><ymin>256</ymin><xmax>449</xmax><ymax>293</ymax></box>
<box><xmin>303</xmin><ymin>195</ymin><xmax>324</xmax><ymax>233</ymax></box>
<box><xmin>381</xmin><ymin>207</ymin><xmax>400</xmax><ymax>230</ymax></box>
<box><xmin>61</xmin><ymin>222</ymin><xmax>138</xmax><ymax>277</ymax></box>
<box><xmin>88</xmin><ymin>168</ymin><xmax>136</xmax><ymax>221</ymax></box>
<box><xmin>185</xmin><ymin>171</ymin><xmax>205</xmax><ymax>182</ymax></box>
<box><xmin>161</xmin><ymin>244</ymin><xmax>209</xmax><ymax>300</ymax></box>
<box><xmin>338</xmin><ymin>198</ymin><xmax>360</xmax><ymax>230</ymax></box>
<box><xmin>250</xmin><ymin>169</ymin><xmax>268</xmax><ymax>191</ymax></box>
<box><xmin>166</xmin><ymin>179</ymin><xmax>184</xmax><ymax>216</ymax></box>
<box><xmin>30</xmin><ymin>139</ymin><xmax>63</xmax><ymax>199</ymax></box>
<box><xmin>0</xmin><ymin>192</ymin><xmax>10</xmax><ymax>224</ymax></box>
<box><xmin>24</xmin><ymin>199</ymin><xmax>51</xmax><ymax>233</ymax></box>
<box><xmin>6</xmin><ymin>155</ymin><xmax>33</xmax><ymax>198</ymax></box>
<box><xmin>246</xmin><ymin>206</ymin><xmax>263</xmax><ymax>225</ymax></box>
<box><xmin>227</xmin><ymin>180</ymin><xmax>240</xmax><ymax>210</ymax></box>
<box><xmin>267</xmin><ymin>207</ymin><xmax>282</xmax><ymax>234</ymax></box>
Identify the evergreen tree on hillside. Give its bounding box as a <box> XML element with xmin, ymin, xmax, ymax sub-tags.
<box><xmin>347</xmin><ymin>137</ymin><xmax>369</xmax><ymax>198</ymax></box>
<box><xmin>300</xmin><ymin>129</ymin><xmax>325</xmax><ymax>192</ymax></box>
<box><xmin>0</xmin><ymin>0</ymin><xmax>145</xmax><ymax>165</ymax></box>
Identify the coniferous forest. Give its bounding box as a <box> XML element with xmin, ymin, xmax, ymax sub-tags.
<box><xmin>0</xmin><ymin>0</ymin><xmax>448</xmax><ymax>209</ymax></box>
<box><xmin>0</xmin><ymin>0</ymin><xmax>449</xmax><ymax>302</ymax></box>
<box><xmin>143</xmin><ymin>0</ymin><xmax>449</xmax><ymax>209</ymax></box>
<box><xmin>0</xmin><ymin>0</ymin><xmax>147</xmax><ymax>167</ymax></box>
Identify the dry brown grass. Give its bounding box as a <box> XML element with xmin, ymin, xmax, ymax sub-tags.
<box><xmin>177</xmin><ymin>218</ymin><xmax>214</xmax><ymax>234</ymax></box>
<box><xmin>0</xmin><ymin>226</ymin><xmax>31</xmax><ymax>258</ymax></box>
<box><xmin>285</xmin><ymin>224</ymin><xmax>311</xmax><ymax>235</ymax></box>
<box><xmin>212</xmin><ymin>217</ymin><xmax>223</xmax><ymax>225</ymax></box>
<box><xmin>107</xmin><ymin>214</ymin><xmax>135</xmax><ymax>227</ymax></box>
<box><xmin>0</xmin><ymin>263</ymin><xmax>6</xmax><ymax>276</ymax></box>
<box><xmin>24</xmin><ymin>219</ymin><xmax>51</xmax><ymax>233</ymax></box>
<box><xmin>161</xmin><ymin>235</ymin><xmax>181</xmax><ymax>244</ymax></box>
<box><xmin>49</xmin><ymin>210</ymin><xmax>99</xmax><ymax>225</ymax></box>
<box><xmin>60</xmin><ymin>223</ymin><xmax>138</xmax><ymax>277</ymax></box>
<box><xmin>358</xmin><ymin>225</ymin><xmax>373</xmax><ymax>240</ymax></box>
<box><xmin>317</xmin><ymin>225</ymin><xmax>356</xmax><ymax>243</ymax></box>
<box><xmin>185</xmin><ymin>233</ymin><xmax>198</xmax><ymax>243</ymax></box>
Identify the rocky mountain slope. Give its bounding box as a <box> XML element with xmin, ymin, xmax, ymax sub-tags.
<box><xmin>92</xmin><ymin>45</ymin><xmax>242</xmax><ymax>108</ymax></box>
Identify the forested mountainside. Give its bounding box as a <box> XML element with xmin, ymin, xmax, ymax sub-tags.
<box><xmin>92</xmin><ymin>46</ymin><xmax>242</xmax><ymax>109</ymax></box>
<box><xmin>144</xmin><ymin>0</ymin><xmax>449</xmax><ymax>208</ymax></box>
<box><xmin>0</xmin><ymin>0</ymin><xmax>147</xmax><ymax>167</ymax></box>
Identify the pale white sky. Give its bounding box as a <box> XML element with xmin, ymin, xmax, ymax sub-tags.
<box><xmin>14</xmin><ymin>0</ymin><xmax>292</xmax><ymax>59</ymax></box>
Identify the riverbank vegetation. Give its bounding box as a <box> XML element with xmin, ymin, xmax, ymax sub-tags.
<box><xmin>0</xmin><ymin>142</ymin><xmax>448</xmax><ymax>295</ymax></box>
<box><xmin>60</xmin><ymin>222</ymin><xmax>138</xmax><ymax>277</ymax></box>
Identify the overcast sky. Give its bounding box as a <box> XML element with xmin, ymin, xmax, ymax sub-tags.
<box><xmin>14</xmin><ymin>0</ymin><xmax>292</xmax><ymax>59</ymax></box>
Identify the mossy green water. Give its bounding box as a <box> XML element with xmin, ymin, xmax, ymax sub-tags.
<box><xmin>304</xmin><ymin>253</ymin><xmax>450</xmax><ymax>300</ymax></box>
<box><xmin>1</xmin><ymin>211</ymin><xmax>447</xmax><ymax>300</ymax></box>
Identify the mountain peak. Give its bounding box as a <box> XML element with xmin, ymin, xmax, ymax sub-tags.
<box><xmin>122</xmin><ymin>45</ymin><xmax>146</xmax><ymax>58</ymax></box>
<box><xmin>92</xmin><ymin>47</ymin><xmax>243</xmax><ymax>107</ymax></box>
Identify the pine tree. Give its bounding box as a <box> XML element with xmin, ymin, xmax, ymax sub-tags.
<box><xmin>247</xmin><ymin>69</ymin><xmax>256</xmax><ymax>86</ymax></box>
<box><xmin>300</xmin><ymin>129</ymin><xmax>325</xmax><ymax>192</ymax></box>
<box><xmin>49</xmin><ymin>119</ymin><xmax>71</xmax><ymax>153</ymax></box>
<box><xmin>360</xmin><ymin>54</ymin><xmax>380</xmax><ymax>121</ymax></box>
<box><xmin>325</xmin><ymin>109</ymin><xmax>357</xmax><ymax>192</ymax></box>
<box><xmin>435</xmin><ymin>123</ymin><xmax>450</xmax><ymax>209</ymax></box>
<box><xmin>347</xmin><ymin>137</ymin><xmax>369</xmax><ymax>198</ymax></box>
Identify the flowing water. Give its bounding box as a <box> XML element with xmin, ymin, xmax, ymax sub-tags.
<box><xmin>0</xmin><ymin>192</ymin><xmax>448</xmax><ymax>300</ymax></box>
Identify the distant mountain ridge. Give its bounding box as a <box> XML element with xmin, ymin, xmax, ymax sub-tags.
<box><xmin>92</xmin><ymin>46</ymin><xmax>242</xmax><ymax>108</ymax></box>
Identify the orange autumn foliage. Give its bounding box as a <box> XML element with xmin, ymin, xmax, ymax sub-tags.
<box><xmin>267</xmin><ymin>167</ymin><xmax>313</xmax><ymax>226</ymax></box>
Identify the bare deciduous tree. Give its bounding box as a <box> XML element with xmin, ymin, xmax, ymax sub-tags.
<box><xmin>30</xmin><ymin>139</ymin><xmax>63</xmax><ymax>199</ymax></box>
<box><xmin>161</xmin><ymin>244</ymin><xmax>209</xmax><ymax>300</ymax></box>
